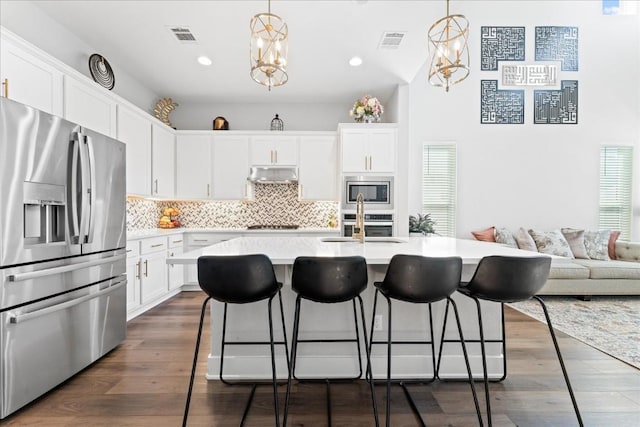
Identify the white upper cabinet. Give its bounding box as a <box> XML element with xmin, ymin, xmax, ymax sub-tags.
<box><xmin>176</xmin><ymin>133</ymin><xmax>213</xmax><ymax>199</ymax></box>
<box><xmin>213</xmin><ymin>134</ymin><xmax>252</xmax><ymax>200</ymax></box>
<box><xmin>298</xmin><ymin>135</ymin><xmax>338</xmax><ymax>201</ymax></box>
<box><xmin>250</xmin><ymin>135</ymin><xmax>298</xmax><ymax>166</ymax></box>
<box><xmin>340</xmin><ymin>126</ymin><xmax>396</xmax><ymax>173</ymax></box>
<box><xmin>0</xmin><ymin>33</ymin><xmax>63</xmax><ymax>116</ymax></box>
<box><xmin>64</xmin><ymin>75</ymin><xmax>117</xmax><ymax>137</ymax></box>
<box><xmin>117</xmin><ymin>104</ymin><xmax>152</xmax><ymax>196</ymax></box>
<box><xmin>151</xmin><ymin>124</ymin><xmax>176</xmax><ymax>198</ymax></box>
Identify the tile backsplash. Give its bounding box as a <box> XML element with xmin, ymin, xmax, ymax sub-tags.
<box><xmin>126</xmin><ymin>184</ymin><xmax>338</xmax><ymax>231</ymax></box>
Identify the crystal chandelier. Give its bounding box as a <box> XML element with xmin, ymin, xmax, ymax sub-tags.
<box><xmin>427</xmin><ymin>0</ymin><xmax>470</xmax><ymax>92</ymax></box>
<box><xmin>249</xmin><ymin>0</ymin><xmax>288</xmax><ymax>90</ymax></box>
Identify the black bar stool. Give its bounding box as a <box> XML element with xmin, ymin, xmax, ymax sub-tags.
<box><xmin>438</xmin><ymin>255</ymin><xmax>583</xmax><ymax>427</ymax></box>
<box><xmin>369</xmin><ymin>254</ymin><xmax>483</xmax><ymax>427</ymax></box>
<box><xmin>183</xmin><ymin>254</ymin><xmax>289</xmax><ymax>427</ymax></box>
<box><xmin>283</xmin><ymin>256</ymin><xmax>378</xmax><ymax>427</ymax></box>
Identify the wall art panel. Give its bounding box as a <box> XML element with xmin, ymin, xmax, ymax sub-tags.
<box><xmin>480</xmin><ymin>26</ymin><xmax>526</xmax><ymax>71</ymax></box>
<box><xmin>533</xmin><ymin>80</ymin><xmax>578</xmax><ymax>124</ymax></box>
<box><xmin>535</xmin><ymin>26</ymin><xmax>579</xmax><ymax>71</ymax></box>
<box><xmin>480</xmin><ymin>80</ymin><xmax>524</xmax><ymax>124</ymax></box>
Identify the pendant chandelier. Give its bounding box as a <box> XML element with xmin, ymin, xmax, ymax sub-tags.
<box><xmin>427</xmin><ymin>0</ymin><xmax>470</xmax><ymax>92</ymax></box>
<box><xmin>249</xmin><ymin>0</ymin><xmax>288</xmax><ymax>90</ymax></box>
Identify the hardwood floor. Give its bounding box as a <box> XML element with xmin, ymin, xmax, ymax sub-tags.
<box><xmin>5</xmin><ymin>291</ymin><xmax>640</xmax><ymax>426</ymax></box>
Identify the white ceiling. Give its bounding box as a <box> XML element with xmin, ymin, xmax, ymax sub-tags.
<box><xmin>31</xmin><ymin>0</ymin><xmax>448</xmax><ymax>105</ymax></box>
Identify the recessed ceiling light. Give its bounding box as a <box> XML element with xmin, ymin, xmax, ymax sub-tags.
<box><xmin>349</xmin><ymin>56</ymin><xmax>363</xmax><ymax>67</ymax></box>
<box><xmin>197</xmin><ymin>56</ymin><xmax>212</xmax><ymax>66</ymax></box>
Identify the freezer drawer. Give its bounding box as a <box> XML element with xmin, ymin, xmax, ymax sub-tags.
<box><xmin>0</xmin><ymin>278</ymin><xmax>126</xmax><ymax>419</ymax></box>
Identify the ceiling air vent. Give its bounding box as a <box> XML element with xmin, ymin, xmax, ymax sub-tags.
<box><xmin>168</xmin><ymin>26</ymin><xmax>197</xmax><ymax>43</ymax></box>
<box><xmin>378</xmin><ymin>31</ymin><xmax>406</xmax><ymax>49</ymax></box>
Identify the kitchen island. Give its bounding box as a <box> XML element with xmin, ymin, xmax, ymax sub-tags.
<box><xmin>167</xmin><ymin>236</ymin><xmax>543</xmax><ymax>381</ymax></box>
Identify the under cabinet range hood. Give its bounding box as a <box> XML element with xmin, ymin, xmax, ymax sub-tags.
<box><xmin>248</xmin><ymin>166</ymin><xmax>298</xmax><ymax>183</ymax></box>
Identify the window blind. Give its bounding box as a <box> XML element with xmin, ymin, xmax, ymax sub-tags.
<box><xmin>599</xmin><ymin>145</ymin><xmax>633</xmax><ymax>240</ymax></box>
<box><xmin>422</xmin><ymin>144</ymin><xmax>457</xmax><ymax>237</ymax></box>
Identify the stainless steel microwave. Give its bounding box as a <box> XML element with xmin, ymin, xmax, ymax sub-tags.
<box><xmin>342</xmin><ymin>176</ymin><xmax>394</xmax><ymax>211</ymax></box>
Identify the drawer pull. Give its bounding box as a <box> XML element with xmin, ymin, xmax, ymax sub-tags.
<box><xmin>172</xmin><ymin>239</ymin><xmax>183</xmax><ymax>243</ymax></box>
<box><xmin>150</xmin><ymin>243</ymin><xmax>164</xmax><ymax>248</ymax></box>
<box><xmin>193</xmin><ymin>239</ymin><xmax>208</xmax><ymax>242</ymax></box>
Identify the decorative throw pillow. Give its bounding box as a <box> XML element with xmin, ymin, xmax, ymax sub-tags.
<box><xmin>495</xmin><ymin>228</ymin><xmax>518</xmax><ymax>248</ymax></box>
<box><xmin>471</xmin><ymin>226</ymin><xmax>495</xmax><ymax>242</ymax></box>
<box><xmin>528</xmin><ymin>229</ymin><xmax>574</xmax><ymax>258</ymax></box>
<box><xmin>514</xmin><ymin>227</ymin><xmax>537</xmax><ymax>251</ymax></box>
<box><xmin>584</xmin><ymin>230</ymin><xmax>612</xmax><ymax>261</ymax></box>
<box><xmin>609</xmin><ymin>231</ymin><xmax>621</xmax><ymax>260</ymax></box>
<box><xmin>560</xmin><ymin>228</ymin><xmax>589</xmax><ymax>259</ymax></box>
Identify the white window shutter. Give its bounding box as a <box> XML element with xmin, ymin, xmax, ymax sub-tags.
<box><xmin>422</xmin><ymin>144</ymin><xmax>457</xmax><ymax>237</ymax></box>
<box><xmin>599</xmin><ymin>145</ymin><xmax>633</xmax><ymax>240</ymax></box>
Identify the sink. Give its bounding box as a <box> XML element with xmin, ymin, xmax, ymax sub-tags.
<box><xmin>320</xmin><ymin>237</ymin><xmax>407</xmax><ymax>243</ymax></box>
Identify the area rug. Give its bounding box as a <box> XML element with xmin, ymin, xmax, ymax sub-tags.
<box><xmin>509</xmin><ymin>296</ymin><xmax>640</xmax><ymax>369</ymax></box>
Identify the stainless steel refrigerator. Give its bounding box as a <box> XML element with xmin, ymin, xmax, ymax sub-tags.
<box><xmin>0</xmin><ymin>97</ymin><xmax>127</xmax><ymax>418</ymax></box>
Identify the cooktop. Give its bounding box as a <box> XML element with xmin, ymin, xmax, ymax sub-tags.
<box><xmin>246</xmin><ymin>224</ymin><xmax>300</xmax><ymax>230</ymax></box>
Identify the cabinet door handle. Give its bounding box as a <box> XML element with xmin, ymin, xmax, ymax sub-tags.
<box><xmin>135</xmin><ymin>260</ymin><xmax>141</xmax><ymax>279</ymax></box>
<box><xmin>364</xmin><ymin>156</ymin><xmax>368</xmax><ymax>170</ymax></box>
<box><xmin>369</xmin><ymin>156</ymin><xmax>372</xmax><ymax>170</ymax></box>
<box><xmin>2</xmin><ymin>79</ymin><xmax>7</xmax><ymax>98</ymax></box>
<box><xmin>207</xmin><ymin>183</ymin><xmax>210</xmax><ymax>197</ymax></box>
<box><xmin>144</xmin><ymin>260</ymin><xmax>148</xmax><ymax>277</ymax></box>
<box><xmin>154</xmin><ymin>179</ymin><xmax>158</xmax><ymax>194</ymax></box>
<box><xmin>275</xmin><ymin>150</ymin><xmax>278</xmax><ymax>163</ymax></box>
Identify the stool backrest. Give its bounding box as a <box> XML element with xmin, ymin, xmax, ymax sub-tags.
<box><xmin>465</xmin><ymin>255</ymin><xmax>551</xmax><ymax>302</ymax></box>
<box><xmin>292</xmin><ymin>256</ymin><xmax>368</xmax><ymax>303</ymax></box>
<box><xmin>381</xmin><ymin>255</ymin><xmax>462</xmax><ymax>303</ymax></box>
<box><xmin>197</xmin><ymin>254</ymin><xmax>279</xmax><ymax>304</ymax></box>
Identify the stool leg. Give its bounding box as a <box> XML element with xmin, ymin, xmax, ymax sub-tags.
<box><xmin>448</xmin><ymin>297</ymin><xmax>484</xmax><ymax>427</ymax></box>
<box><xmin>283</xmin><ymin>295</ymin><xmax>302</xmax><ymax>426</ymax></box>
<box><xmin>384</xmin><ymin>294</ymin><xmax>393</xmax><ymax>427</ymax></box>
<box><xmin>367</xmin><ymin>289</ymin><xmax>381</xmax><ymax>382</ymax></box>
<box><xmin>427</xmin><ymin>303</ymin><xmax>436</xmax><ymax>381</ymax></box>
<box><xmin>352</xmin><ymin>299</ymin><xmax>364</xmax><ymax>379</ymax></box>
<box><xmin>183</xmin><ymin>296</ymin><xmax>211</xmax><ymax>427</ymax></box>
<box><xmin>533</xmin><ymin>296</ymin><xmax>583</xmax><ymax>426</ymax></box>
<box><xmin>472</xmin><ymin>296</ymin><xmax>492</xmax><ymax>427</ymax></box>
<box><xmin>436</xmin><ymin>298</ymin><xmax>452</xmax><ymax>380</ymax></box>
<box><xmin>499</xmin><ymin>302</ymin><xmax>507</xmax><ymax>381</ymax></box>
<box><xmin>357</xmin><ymin>295</ymin><xmax>380</xmax><ymax>427</ymax></box>
<box><xmin>277</xmin><ymin>290</ymin><xmax>291</xmax><ymax>376</ymax></box>
<box><xmin>267</xmin><ymin>295</ymin><xmax>280</xmax><ymax>427</ymax></box>
<box><xmin>219</xmin><ymin>302</ymin><xmax>230</xmax><ymax>384</ymax></box>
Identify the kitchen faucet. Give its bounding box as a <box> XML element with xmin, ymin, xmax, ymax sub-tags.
<box><xmin>352</xmin><ymin>192</ymin><xmax>365</xmax><ymax>243</ymax></box>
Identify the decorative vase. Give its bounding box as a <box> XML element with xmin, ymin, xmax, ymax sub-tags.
<box><xmin>409</xmin><ymin>232</ymin><xmax>424</xmax><ymax>237</ymax></box>
<box><xmin>363</xmin><ymin>115</ymin><xmax>375</xmax><ymax>123</ymax></box>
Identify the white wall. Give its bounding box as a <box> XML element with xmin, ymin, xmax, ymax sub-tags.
<box><xmin>0</xmin><ymin>0</ymin><xmax>159</xmax><ymax>112</ymax></box>
<box><xmin>408</xmin><ymin>0</ymin><xmax>640</xmax><ymax>239</ymax></box>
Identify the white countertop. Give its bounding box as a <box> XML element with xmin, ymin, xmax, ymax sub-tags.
<box><xmin>127</xmin><ymin>227</ymin><xmax>340</xmax><ymax>240</ymax></box>
<box><xmin>167</xmin><ymin>235</ymin><xmax>546</xmax><ymax>265</ymax></box>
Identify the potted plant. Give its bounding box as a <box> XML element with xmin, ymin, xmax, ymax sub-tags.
<box><xmin>409</xmin><ymin>213</ymin><xmax>436</xmax><ymax>236</ymax></box>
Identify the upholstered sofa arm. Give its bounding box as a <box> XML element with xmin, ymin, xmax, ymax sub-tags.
<box><xmin>614</xmin><ymin>241</ymin><xmax>640</xmax><ymax>262</ymax></box>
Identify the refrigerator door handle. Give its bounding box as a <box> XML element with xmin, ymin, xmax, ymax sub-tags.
<box><xmin>8</xmin><ymin>279</ymin><xmax>126</xmax><ymax>324</ymax></box>
<box><xmin>69</xmin><ymin>132</ymin><xmax>82</xmax><ymax>242</ymax></box>
<box><xmin>8</xmin><ymin>254</ymin><xmax>126</xmax><ymax>282</ymax></box>
<box><xmin>77</xmin><ymin>134</ymin><xmax>91</xmax><ymax>244</ymax></box>
<box><xmin>85</xmin><ymin>134</ymin><xmax>97</xmax><ymax>244</ymax></box>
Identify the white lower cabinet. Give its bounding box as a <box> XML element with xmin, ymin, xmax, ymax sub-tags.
<box><xmin>167</xmin><ymin>234</ymin><xmax>185</xmax><ymax>290</ymax></box>
<box><xmin>125</xmin><ymin>240</ymin><xmax>142</xmax><ymax>314</ymax></box>
<box><xmin>126</xmin><ymin>235</ymin><xmax>182</xmax><ymax>320</ymax></box>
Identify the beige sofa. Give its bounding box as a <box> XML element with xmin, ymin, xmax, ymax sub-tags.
<box><xmin>539</xmin><ymin>241</ymin><xmax>640</xmax><ymax>298</ymax></box>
